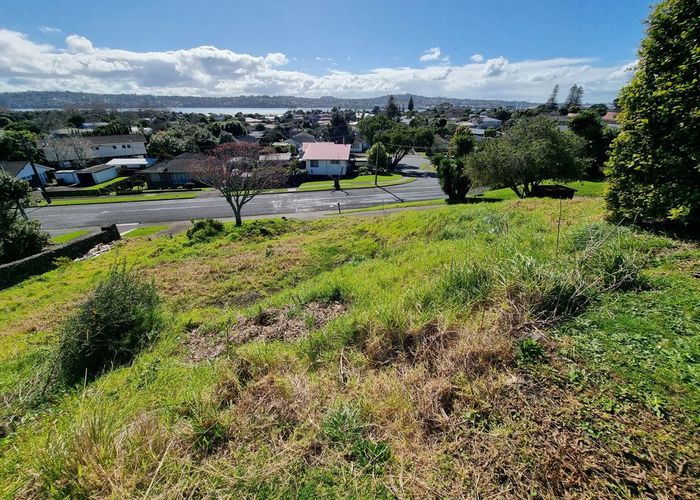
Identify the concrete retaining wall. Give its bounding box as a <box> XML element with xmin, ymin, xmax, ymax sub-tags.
<box><xmin>0</xmin><ymin>225</ymin><xmax>121</xmax><ymax>289</ymax></box>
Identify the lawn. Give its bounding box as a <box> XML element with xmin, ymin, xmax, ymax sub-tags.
<box><xmin>297</xmin><ymin>173</ymin><xmax>414</xmax><ymax>191</ymax></box>
<box><xmin>82</xmin><ymin>176</ymin><xmax>128</xmax><ymax>191</ymax></box>
<box><xmin>479</xmin><ymin>180</ymin><xmax>606</xmax><ymax>200</ymax></box>
<box><xmin>123</xmin><ymin>224</ymin><xmax>170</xmax><ymax>238</ymax></box>
<box><xmin>0</xmin><ymin>198</ymin><xmax>697</xmax><ymax>497</ymax></box>
<box><xmin>50</xmin><ymin>229</ymin><xmax>89</xmax><ymax>244</ymax></box>
<box><xmin>42</xmin><ymin>192</ymin><xmax>200</xmax><ymax>206</ymax></box>
<box><xmin>347</xmin><ymin>181</ymin><xmax>607</xmax><ymax>213</ymax></box>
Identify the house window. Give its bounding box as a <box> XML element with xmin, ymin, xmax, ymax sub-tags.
<box><xmin>112</xmin><ymin>145</ymin><xmax>117</xmax><ymax>149</ymax></box>
<box><xmin>127</xmin><ymin>144</ymin><xmax>131</xmax><ymax>148</ymax></box>
<box><xmin>122</xmin><ymin>145</ymin><xmax>127</xmax><ymax>148</ymax></box>
<box><xmin>310</xmin><ymin>160</ymin><xmax>319</xmax><ymax>167</ymax></box>
<box><xmin>330</xmin><ymin>160</ymin><xmax>339</xmax><ymax>165</ymax></box>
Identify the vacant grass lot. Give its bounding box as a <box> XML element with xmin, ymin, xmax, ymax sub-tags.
<box><xmin>0</xmin><ymin>196</ymin><xmax>697</xmax><ymax>497</ymax></box>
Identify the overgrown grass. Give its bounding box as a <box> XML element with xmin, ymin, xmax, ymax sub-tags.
<box><xmin>0</xmin><ymin>197</ymin><xmax>697</xmax><ymax>497</ymax></box>
<box><xmin>51</xmin><ymin>229</ymin><xmax>89</xmax><ymax>244</ymax></box>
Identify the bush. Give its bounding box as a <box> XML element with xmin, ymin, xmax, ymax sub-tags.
<box><xmin>0</xmin><ymin>217</ymin><xmax>49</xmax><ymax>264</ymax></box>
<box><xmin>605</xmin><ymin>0</ymin><xmax>700</xmax><ymax>232</ymax></box>
<box><xmin>186</xmin><ymin>219</ymin><xmax>225</xmax><ymax>242</ymax></box>
<box><xmin>54</xmin><ymin>263</ymin><xmax>161</xmax><ymax>385</ymax></box>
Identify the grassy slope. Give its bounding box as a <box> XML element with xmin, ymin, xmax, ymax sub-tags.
<box><xmin>0</xmin><ymin>197</ymin><xmax>698</xmax><ymax>497</ymax></box>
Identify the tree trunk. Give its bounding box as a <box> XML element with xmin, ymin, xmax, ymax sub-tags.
<box><xmin>234</xmin><ymin>209</ymin><xmax>242</xmax><ymax>227</ymax></box>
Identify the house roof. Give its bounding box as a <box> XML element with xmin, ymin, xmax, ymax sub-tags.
<box><xmin>142</xmin><ymin>153</ymin><xmax>201</xmax><ymax>174</ymax></box>
<box><xmin>302</xmin><ymin>143</ymin><xmax>351</xmax><ymax>161</ymax></box>
<box><xmin>291</xmin><ymin>132</ymin><xmax>316</xmax><ymax>143</ymax></box>
<box><xmin>83</xmin><ymin>134</ymin><xmax>146</xmax><ymax>145</ymax></box>
<box><xmin>0</xmin><ymin>161</ymin><xmax>53</xmax><ymax>176</ymax></box>
<box><xmin>79</xmin><ymin>164</ymin><xmax>117</xmax><ymax>174</ymax></box>
<box><xmin>602</xmin><ymin>111</ymin><xmax>620</xmax><ymax>122</ymax></box>
<box><xmin>260</xmin><ymin>152</ymin><xmax>292</xmax><ymax>162</ymax></box>
<box><xmin>105</xmin><ymin>158</ymin><xmax>149</xmax><ymax>166</ymax></box>
<box><xmin>0</xmin><ymin>161</ymin><xmax>29</xmax><ymax>176</ymax></box>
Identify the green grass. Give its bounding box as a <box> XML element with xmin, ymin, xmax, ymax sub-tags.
<box><xmin>0</xmin><ymin>197</ymin><xmax>697</xmax><ymax>498</ymax></box>
<box><xmin>479</xmin><ymin>180</ymin><xmax>606</xmax><ymax>200</ymax></box>
<box><xmin>51</xmin><ymin>229</ymin><xmax>89</xmax><ymax>244</ymax></box>
<box><xmin>123</xmin><ymin>225</ymin><xmax>169</xmax><ymax>238</ymax></box>
<box><xmin>43</xmin><ymin>192</ymin><xmax>200</xmax><ymax>206</ymax></box>
<box><xmin>347</xmin><ymin>181</ymin><xmax>607</xmax><ymax>213</ymax></box>
<box><xmin>297</xmin><ymin>173</ymin><xmax>413</xmax><ymax>191</ymax></box>
<box><xmin>81</xmin><ymin>176</ymin><xmax>128</xmax><ymax>191</ymax></box>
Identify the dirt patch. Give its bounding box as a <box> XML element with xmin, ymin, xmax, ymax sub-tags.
<box><xmin>184</xmin><ymin>301</ymin><xmax>346</xmax><ymax>363</ymax></box>
<box><xmin>232</xmin><ymin>301</ymin><xmax>346</xmax><ymax>344</ymax></box>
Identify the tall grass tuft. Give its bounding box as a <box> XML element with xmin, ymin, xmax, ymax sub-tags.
<box><xmin>53</xmin><ymin>262</ymin><xmax>162</xmax><ymax>386</ymax></box>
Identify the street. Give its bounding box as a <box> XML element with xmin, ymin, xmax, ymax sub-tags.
<box><xmin>29</xmin><ymin>158</ymin><xmax>444</xmax><ymax>230</ymax></box>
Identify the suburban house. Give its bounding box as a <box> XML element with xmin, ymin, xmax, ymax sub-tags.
<box><xmin>474</xmin><ymin>116</ymin><xmax>502</xmax><ymax>129</ymax></box>
<box><xmin>41</xmin><ymin>133</ymin><xmax>147</xmax><ymax>164</ymax></box>
<box><xmin>75</xmin><ymin>164</ymin><xmax>119</xmax><ymax>186</ymax></box>
<box><xmin>0</xmin><ymin>160</ymin><xmax>54</xmax><ymax>187</ymax></box>
<box><xmin>288</xmin><ymin>132</ymin><xmax>316</xmax><ymax>151</ymax></box>
<box><xmin>301</xmin><ymin>142</ymin><xmax>351</xmax><ymax>177</ymax></box>
<box><xmin>141</xmin><ymin>153</ymin><xmax>200</xmax><ymax>188</ymax></box>
<box><xmin>351</xmin><ymin>137</ymin><xmax>369</xmax><ymax>153</ymax></box>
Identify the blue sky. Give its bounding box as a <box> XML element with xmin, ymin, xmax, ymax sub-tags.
<box><xmin>0</xmin><ymin>0</ymin><xmax>653</xmax><ymax>101</ymax></box>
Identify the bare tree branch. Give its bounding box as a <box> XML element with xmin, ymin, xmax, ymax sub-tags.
<box><xmin>186</xmin><ymin>143</ymin><xmax>287</xmax><ymax>226</ymax></box>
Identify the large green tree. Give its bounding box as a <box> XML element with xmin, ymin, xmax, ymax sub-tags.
<box><xmin>385</xmin><ymin>95</ymin><xmax>401</xmax><ymax>120</ymax></box>
<box><xmin>568</xmin><ymin>110</ymin><xmax>617</xmax><ymax>179</ymax></box>
<box><xmin>376</xmin><ymin>125</ymin><xmax>434</xmax><ymax>169</ymax></box>
<box><xmin>606</xmin><ymin>0</ymin><xmax>700</xmax><ymax>231</ymax></box>
<box><xmin>465</xmin><ymin>115</ymin><xmax>586</xmax><ymax>198</ymax></box>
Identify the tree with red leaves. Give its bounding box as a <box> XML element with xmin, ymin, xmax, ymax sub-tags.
<box><xmin>187</xmin><ymin>142</ymin><xmax>287</xmax><ymax>226</ymax></box>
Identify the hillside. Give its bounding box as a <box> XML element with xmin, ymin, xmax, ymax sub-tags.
<box><xmin>0</xmin><ymin>91</ymin><xmax>533</xmax><ymax>111</ymax></box>
<box><xmin>1</xmin><ymin>197</ymin><xmax>699</xmax><ymax>497</ymax></box>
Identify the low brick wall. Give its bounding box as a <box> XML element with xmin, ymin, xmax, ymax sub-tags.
<box><xmin>0</xmin><ymin>225</ymin><xmax>121</xmax><ymax>290</ymax></box>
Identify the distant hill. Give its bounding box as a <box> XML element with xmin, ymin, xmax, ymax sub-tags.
<box><xmin>0</xmin><ymin>91</ymin><xmax>534</xmax><ymax>111</ymax></box>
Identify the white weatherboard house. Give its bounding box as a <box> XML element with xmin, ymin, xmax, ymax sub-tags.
<box><xmin>42</xmin><ymin>134</ymin><xmax>147</xmax><ymax>164</ymax></box>
<box><xmin>0</xmin><ymin>160</ymin><xmax>54</xmax><ymax>186</ymax></box>
<box><xmin>302</xmin><ymin>143</ymin><xmax>351</xmax><ymax>177</ymax></box>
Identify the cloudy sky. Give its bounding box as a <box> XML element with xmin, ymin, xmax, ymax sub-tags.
<box><xmin>1</xmin><ymin>0</ymin><xmax>651</xmax><ymax>102</ymax></box>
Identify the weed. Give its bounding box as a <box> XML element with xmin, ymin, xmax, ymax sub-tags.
<box><xmin>186</xmin><ymin>219</ymin><xmax>225</xmax><ymax>242</ymax></box>
<box><xmin>516</xmin><ymin>338</ymin><xmax>546</xmax><ymax>365</ymax></box>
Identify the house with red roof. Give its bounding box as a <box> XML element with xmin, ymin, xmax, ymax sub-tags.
<box><xmin>301</xmin><ymin>142</ymin><xmax>351</xmax><ymax>177</ymax></box>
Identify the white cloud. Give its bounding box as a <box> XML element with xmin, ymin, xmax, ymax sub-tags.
<box><xmin>39</xmin><ymin>26</ymin><xmax>62</xmax><ymax>34</ymax></box>
<box><xmin>482</xmin><ymin>56</ymin><xmax>508</xmax><ymax>77</ymax></box>
<box><xmin>0</xmin><ymin>29</ymin><xmax>635</xmax><ymax>102</ymax></box>
<box><xmin>470</xmin><ymin>53</ymin><xmax>484</xmax><ymax>62</ymax></box>
<box><xmin>419</xmin><ymin>47</ymin><xmax>442</xmax><ymax>62</ymax></box>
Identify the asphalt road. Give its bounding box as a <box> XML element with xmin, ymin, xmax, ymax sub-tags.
<box><xmin>29</xmin><ymin>175</ymin><xmax>445</xmax><ymax>231</ymax></box>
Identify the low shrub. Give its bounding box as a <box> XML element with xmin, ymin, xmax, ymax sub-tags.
<box><xmin>54</xmin><ymin>263</ymin><xmax>162</xmax><ymax>385</ymax></box>
<box><xmin>186</xmin><ymin>219</ymin><xmax>226</xmax><ymax>242</ymax></box>
<box><xmin>0</xmin><ymin>217</ymin><xmax>49</xmax><ymax>264</ymax></box>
